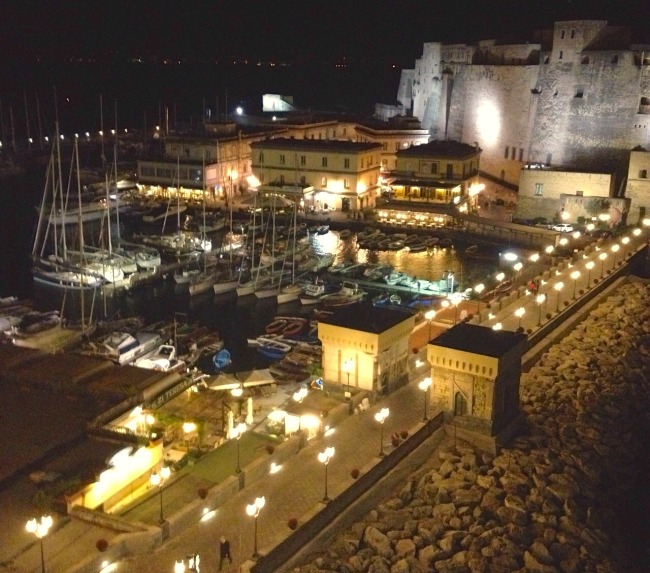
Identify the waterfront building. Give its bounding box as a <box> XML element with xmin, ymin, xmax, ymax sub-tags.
<box><xmin>136</xmin><ymin>122</ymin><xmax>280</xmax><ymax>202</ymax></box>
<box><xmin>426</xmin><ymin>323</ymin><xmax>527</xmax><ymax>453</ymax></box>
<box><xmin>516</xmin><ymin>165</ymin><xmax>630</xmax><ymax>225</ymax></box>
<box><xmin>250</xmin><ymin>137</ymin><xmax>383</xmax><ymax>211</ymax></box>
<box><xmin>317</xmin><ymin>306</ymin><xmax>415</xmax><ymax>396</ymax></box>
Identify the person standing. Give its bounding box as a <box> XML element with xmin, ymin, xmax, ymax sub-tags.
<box><xmin>219</xmin><ymin>536</ymin><xmax>232</xmax><ymax>570</ymax></box>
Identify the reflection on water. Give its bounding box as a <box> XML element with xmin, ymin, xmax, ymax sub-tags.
<box><xmin>309</xmin><ymin>232</ymin><xmax>499</xmax><ymax>290</ymax></box>
<box><xmin>32</xmin><ymin>229</ymin><xmax>502</xmax><ymax>370</ymax></box>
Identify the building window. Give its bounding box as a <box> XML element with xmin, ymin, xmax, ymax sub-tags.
<box><xmin>511</xmin><ymin>148</ymin><xmax>516</xmax><ymax>160</ymax></box>
<box><xmin>279</xmin><ymin>175</ymin><xmax>285</xmax><ymax>184</ymax></box>
<box><xmin>612</xmin><ymin>55</ymin><xmax>619</xmax><ymax>64</ymax></box>
<box><xmin>560</xmin><ymin>30</ymin><xmax>565</xmax><ymax>39</ymax></box>
<box><xmin>300</xmin><ymin>176</ymin><xmax>306</xmax><ymax>185</ymax></box>
<box><xmin>534</xmin><ymin>183</ymin><xmax>543</xmax><ymax>196</ymax></box>
<box><xmin>279</xmin><ymin>154</ymin><xmax>286</xmax><ymax>165</ymax></box>
<box><xmin>446</xmin><ymin>164</ymin><xmax>453</xmax><ymax>178</ymax></box>
<box><xmin>259</xmin><ymin>152</ymin><xmax>264</xmax><ymax>163</ymax></box>
<box><xmin>575</xmin><ymin>87</ymin><xmax>584</xmax><ymax>98</ymax></box>
<box><xmin>300</xmin><ymin>155</ymin><xmax>306</xmax><ymax>166</ymax></box>
<box><xmin>344</xmin><ymin>158</ymin><xmax>350</xmax><ymax>169</ymax></box>
<box><xmin>504</xmin><ymin>146</ymin><xmax>509</xmax><ymax>159</ymax></box>
<box><xmin>431</xmin><ymin>163</ymin><xmax>438</xmax><ymax>174</ymax></box>
<box><xmin>321</xmin><ymin>177</ymin><xmax>327</xmax><ymax>187</ymax></box>
<box><xmin>570</xmin><ymin>29</ymin><xmax>575</xmax><ymax>39</ymax></box>
<box><xmin>344</xmin><ymin>178</ymin><xmax>350</xmax><ymax>189</ymax></box>
<box><xmin>395</xmin><ymin>142</ymin><xmax>400</xmax><ymax>151</ymax></box>
<box><xmin>640</xmin><ymin>169</ymin><xmax>648</xmax><ymax>178</ymax></box>
<box><xmin>382</xmin><ymin>142</ymin><xmax>387</xmax><ymax>151</ymax></box>
<box><xmin>519</xmin><ymin>148</ymin><xmax>524</xmax><ymax>161</ymax></box>
<box><xmin>581</xmin><ymin>56</ymin><xmax>590</xmax><ymax>64</ymax></box>
<box><xmin>321</xmin><ymin>157</ymin><xmax>328</xmax><ymax>167</ymax></box>
<box><xmin>559</xmin><ymin>50</ymin><xmax>563</xmax><ymax>60</ymax></box>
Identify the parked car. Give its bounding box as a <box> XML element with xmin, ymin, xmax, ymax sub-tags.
<box><xmin>552</xmin><ymin>223</ymin><xmax>574</xmax><ymax>232</ymax></box>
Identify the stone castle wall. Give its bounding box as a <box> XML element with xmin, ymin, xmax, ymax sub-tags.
<box><xmin>398</xmin><ymin>22</ymin><xmax>650</xmax><ymax>186</ymax></box>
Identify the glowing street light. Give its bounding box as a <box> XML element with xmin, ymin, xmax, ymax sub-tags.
<box><xmin>554</xmin><ymin>282</ymin><xmax>564</xmax><ymax>312</ymax></box>
<box><xmin>26</xmin><ymin>516</ymin><xmax>53</xmax><ymax>573</ymax></box>
<box><xmin>621</xmin><ymin>236</ymin><xmax>630</xmax><ymax>255</ymax></box>
<box><xmin>293</xmin><ymin>387</ymin><xmax>308</xmax><ymax>448</ymax></box>
<box><xmin>536</xmin><ymin>293</ymin><xmax>546</xmax><ymax>326</ymax></box>
<box><xmin>317</xmin><ymin>446</ymin><xmax>335</xmax><ymax>502</ymax></box>
<box><xmin>474</xmin><ymin>283</ymin><xmax>485</xmax><ymax>318</ymax></box>
<box><xmin>150</xmin><ymin>465</ymin><xmax>172</xmax><ymax>524</ymax></box>
<box><xmin>424</xmin><ymin>309</ymin><xmax>436</xmax><ymax>340</ymax></box>
<box><xmin>418</xmin><ymin>377</ymin><xmax>432</xmax><ymax>421</ymax></box>
<box><xmin>570</xmin><ymin>270</ymin><xmax>581</xmax><ymax>299</ymax></box>
<box><xmin>374</xmin><ymin>408</ymin><xmax>390</xmax><ymax>457</ymax></box>
<box><xmin>599</xmin><ymin>252</ymin><xmax>608</xmax><ymax>277</ymax></box>
<box><xmin>232</xmin><ymin>422</ymin><xmax>247</xmax><ymax>473</ymax></box>
<box><xmin>611</xmin><ymin>243</ymin><xmax>620</xmax><ymax>265</ymax></box>
<box><xmin>492</xmin><ymin>322</ymin><xmax>502</xmax><ymax>331</ymax></box>
<box><xmin>246</xmin><ymin>496</ymin><xmax>266</xmax><ymax>559</ymax></box>
<box><xmin>585</xmin><ymin>261</ymin><xmax>595</xmax><ymax>287</ymax></box>
<box><xmin>514</xmin><ymin>307</ymin><xmax>525</xmax><ymax>329</ymax></box>
<box><xmin>529</xmin><ymin>253</ymin><xmax>540</xmax><ymax>263</ymax></box>
<box><xmin>174</xmin><ymin>560</ymin><xmax>186</xmax><ymax>573</ymax></box>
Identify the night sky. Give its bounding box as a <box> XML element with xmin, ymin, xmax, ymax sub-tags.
<box><xmin>1</xmin><ymin>0</ymin><xmax>649</xmax><ymax>68</ymax></box>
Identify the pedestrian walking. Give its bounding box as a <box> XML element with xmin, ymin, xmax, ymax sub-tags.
<box><xmin>219</xmin><ymin>536</ymin><xmax>232</xmax><ymax>570</ymax></box>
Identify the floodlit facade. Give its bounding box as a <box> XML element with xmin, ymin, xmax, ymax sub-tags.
<box><xmin>250</xmin><ymin>138</ymin><xmax>383</xmax><ymax>211</ymax></box>
<box><xmin>317</xmin><ymin>307</ymin><xmax>415</xmax><ymax>395</ymax></box>
<box><xmin>396</xmin><ymin>20</ymin><xmax>650</xmax><ymax>186</ymax></box>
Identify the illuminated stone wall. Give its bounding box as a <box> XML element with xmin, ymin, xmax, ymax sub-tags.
<box><xmin>400</xmin><ymin>20</ymin><xmax>650</xmax><ymax>185</ymax></box>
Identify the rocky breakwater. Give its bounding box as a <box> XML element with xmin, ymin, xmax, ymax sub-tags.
<box><xmin>292</xmin><ymin>281</ymin><xmax>650</xmax><ymax>573</ymax></box>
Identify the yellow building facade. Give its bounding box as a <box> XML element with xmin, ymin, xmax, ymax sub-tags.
<box><xmin>318</xmin><ymin>307</ymin><xmax>415</xmax><ymax>395</ymax></box>
<box><xmin>251</xmin><ymin>138</ymin><xmax>383</xmax><ymax>211</ymax></box>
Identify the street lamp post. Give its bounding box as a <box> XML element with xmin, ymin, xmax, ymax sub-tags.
<box><xmin>245</xmin><ymin>496</ymin><xmax>266</xmax><ymax>560</ymax></box>
<box><xmin>292</xmin><ymin>387</ymin><xmax>308</xmax><ymax>447</ymax></box>
<box><xmin>374</xmin><ymin>408</ymin><xmax>390</xmax><ymax>457</ymax></box>
<box><xmin>317</xmin><ymin>446</ymin><xmax>335</xmax><ymax>502</ymax></box>
<box><xmin>599</xmin><ymin>252</ymin><xmax>608</xmax><ymax>277</ymax></box>
<box><xmin>342</xmin><ymin>358</ymin><xmax>354</xmax><ymax>400</ymax></box>
<box><xmin>474</xmin><ymin>283</ymin><xmax>485</xmax><ymax>320</ymax></box>
<box><xmin>536</xmin><ymin>294</ymin><xmax>546</xmax><ymax>326</ymax></box>
<box><xmin>26</xmin><ymin>516</ymin><xmax>53</xmax><ymax>573</ymax></box>
<box><xmin>232</xmin><ymin>422</ymin><xmax>247</xmax><ymax>473</ymax></box>
<box><xmin>554</xmin><ymin>281</ymin><xmax>564</xmax><ymax>312</ymax></box>
<box><xmin>418</xmin><ymin>377</ymin><xmax>432</xmax><ymax>421</ymax></box>
<box><xmin>570</xmin><ymin>270</ymin><xmax>581</xmax><ymax>299</ymax></box>
<box><xmin>513</xmin><ymin>262</ymin><xmax>523</xmax><ymax>287</ymax></box>
<box><xmin>424</xmin><ymin>309</ymin><xmax>436</xmax><ymax>340</ymax></box>
<box><xmin>585</xmin><ymin>261</ymin><xmax>595</xmax><ymax>287</ymax></box>
<box><xmin>514</xmin><ymin>307</ymin><xmax>525</xmax><ymax>330</ymax></box>
<box><xmin>150</xmin><ymin>465</ymin><xmax>171</xmax><ymax>524</ymax></box>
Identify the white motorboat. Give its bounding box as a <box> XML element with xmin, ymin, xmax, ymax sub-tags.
<box><xmin>321</xmin><ymin>281</ymin><xmax>366</xmax><ymax>307</ymax></box>
<box><xmin>134</xmin><ymin>344</ymin><xmax>185</xmax><ymax>372</ymax></box>
<box><xmin>83</xmin><ymin>330</ymin><xmax>162</xmax><ymax>365</ymax></box>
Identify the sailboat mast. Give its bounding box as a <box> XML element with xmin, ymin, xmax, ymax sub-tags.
<box><xmin>113</xmin><ymin>99</ymin><xmax>121</xmax><ymax>241</ymax></box>
<box><xmin>75</xmin><ymin>137</ymin><xmax>86</xmax><ymax>328</ymax></box>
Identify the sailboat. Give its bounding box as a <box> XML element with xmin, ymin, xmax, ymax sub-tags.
<box><xmin>188</xmin><ymin>152</ymin><xmax>216</xmax><ymax>296</ymax></box>
<box><xmin>32</xmin><ymin>125</ymin><xmax>106</xmax><ymax>292</ymax></box>
<box><xmin>276</xmin><ymin>190</ymin><xmax>307</xmax><ymax>304</ymax></box>
<box><xmin>132</xmin><ymin>155</ymin><xmax>203</xmax><ymax>259</ymax></box>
